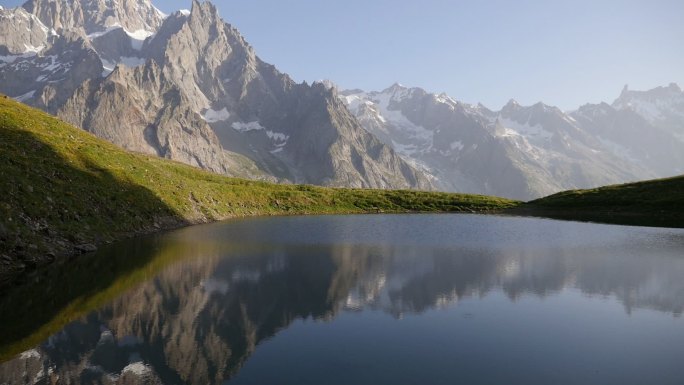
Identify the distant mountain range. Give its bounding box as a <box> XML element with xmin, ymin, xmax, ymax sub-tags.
<box><xmin>1</xmin><ymin>0</ymin><xmax>682</xmax><ymax>199</ymax></box>
<box><xmin>341</xmin><ymin>83</ymin><xmax>684</xmax><ymax>199</ymax></box>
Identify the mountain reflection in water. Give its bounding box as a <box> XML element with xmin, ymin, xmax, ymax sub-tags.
<box><xmin>1</xmin><ymin>214</ymin><xmax>683</xmax><ymax>385</ymax></box>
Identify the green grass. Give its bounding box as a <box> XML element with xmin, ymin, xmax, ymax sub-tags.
<box><xmin>0</xmin><ymin>95</ymin><xmax>518</xmax><ymax>283</ymax></box>
<box><xmin>516</xmin><ymin>176</ymin><xmax>684</xmax><ymax>228</ymax></box>
<box><xmin>0</xmin><ymin>94</ymin><xmax>520</xmax><ymax>362</ymax></box>
<box><xmin>0</xmin><ymin>94</ymin><xmax>682</xmax><ymax>361</ymax></box>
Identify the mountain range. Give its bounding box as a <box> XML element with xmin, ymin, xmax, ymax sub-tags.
<box><xmin>1</xmin><ymin>0</ymin><xmax>682</xmax><ymax>199</ymax></box>
<box><xmin>341</xmin><ymin>83</ymin><xmax>684</xmax><ymax>199</ymax></box>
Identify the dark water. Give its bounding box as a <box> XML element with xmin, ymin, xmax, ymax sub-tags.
<box><xmin>2</xmin><ymin>214</ymin><xmax>684</xmax><ymax>385</ymax></box>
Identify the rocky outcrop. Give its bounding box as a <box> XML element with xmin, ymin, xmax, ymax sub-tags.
<box><xmin>22</xmin><ymin>0</ymin><xmax>165</xmax><ymax>36</ymax></box>
<box><xmin>0</xmin><ymin>0</ymin><xmax>433</xmax><ymax>190</ymax></box>
<box><xmin>58</xmin><ymin>61</ymin><xmax>236</xmax><ymax>175</ymax></box>
<box><xmin>0</xmin><ymin>6</ymin><xmax>49</xmax><ymax>55</ymax></box>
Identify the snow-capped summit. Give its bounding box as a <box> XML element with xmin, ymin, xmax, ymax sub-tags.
<box><xmin>341</xmin><ymin>83</ymin><xmax>684</xmax><ymax>199</ymax></box>
<box><xmin>612</xmin><ymin>82</ymin><xmax>684</xmax><ymax>146</ymax></box>
<box><xmin>613</xmin><ymin>82</ymin><xmax>684</xmax><ymax>136</ymax></box>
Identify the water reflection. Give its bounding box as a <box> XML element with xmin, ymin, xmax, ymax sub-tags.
<box><xmin>1</xmin><ymin>215</ymin><xmax>683</xmax><ymax>384</ymax></box>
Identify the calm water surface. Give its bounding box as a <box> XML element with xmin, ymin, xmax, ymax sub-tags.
<box><xmin>1</xmin><ymin>214</ymin><xmax>684</xmax><ymax>384</ymax></box>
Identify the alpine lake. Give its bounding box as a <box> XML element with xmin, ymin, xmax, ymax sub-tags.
<box><xmin>2</xmin><ymin>214</ymin><xmax>684</xmax><ymax>385</ymax></box>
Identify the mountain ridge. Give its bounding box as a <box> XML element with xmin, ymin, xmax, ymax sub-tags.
<box><xmin>1</xmin><ymin>0</ymin><xmax>682</xmax><ymax>198</ymax></box>
<box><xmin>340</xmin><ymin>82</ymin><xmax>683</xmax><ymax>199</ymax></box>
<box><xmin>0</xmin><ymin>0</ymin><xmax>433</xmax><ymax>190</ymax></box>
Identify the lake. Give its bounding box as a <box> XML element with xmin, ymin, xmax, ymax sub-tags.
<box><xmin>1</xmin><ymin>214</ymin><xmax>684</xmax><ymax>384</ymax></box>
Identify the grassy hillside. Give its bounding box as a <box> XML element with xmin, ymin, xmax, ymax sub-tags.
<box><xmin>518</xmin><ymin>176</ymin><xmax>684</xmax><ymax>228</ymax></box>
<box><xmin>0</xmin><ymin>95</ymin><xmax>518</xmax><ymax>287</ymax></box>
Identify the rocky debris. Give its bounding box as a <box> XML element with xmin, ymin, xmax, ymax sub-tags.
<box><xmin>75</xmin><ymin>243</ymin><xmax>98</xmax><ymax>254</ymax></box>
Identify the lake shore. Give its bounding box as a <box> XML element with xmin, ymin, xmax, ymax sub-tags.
<box><xmin>0</xmin><ymin>96</ymin><xmax>518</xmax><ymax>293</ymax></box>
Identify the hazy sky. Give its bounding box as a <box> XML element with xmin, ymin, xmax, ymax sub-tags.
<box><xmin>5</xmin><ymin>0</ymin><xmax>683</xmax><ymax>110</ymax></box>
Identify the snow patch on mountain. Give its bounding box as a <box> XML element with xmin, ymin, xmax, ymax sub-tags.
<box><xmin>126</xmin><ymin>28</ymin><xmax>154</xmax><ymax>50</ymax></box>
<box><xmin>0</xmin><ymin>51</ymin><xmax>39</xmax><ymax>66</ymax></box>
<box><xmin>618</xmin><ymin>95</ymin><xmax>684</xmax><ymax>122</ymax></box>
<box><xmin>86</xmin><ymin>23</ymin><xmax>153</xmax><ymax>50</ymax></box>
<box><xmin>101</xmin><ymin>55</ymin><xmax>145</xmax><ymax>76</ymax></box>
<box><xmin>266</xmin><ymin>131</ymin><xmax>288</xmax><ymax>142</ymax></box>
<box><xmin>86</xmin><ymin>25</ymin><xmax>122</xmax><ymax>39</ymax></box>
<box><xmin>496</xmin><ymin>118</ymin><xmax>553</xmax><ymax>141</ymax></box>
<box><xmin>343</xmin><ymin>88</ymin><xmax>436</xmax><ymax>157</ymax></box>
<box><xmin>374</xmin><ymin>90</ymin><xmax>432</xmax><ymax>141</ymax></box>
<box><xmin>268</xmin><ymin>130</ymin><xmax>289</xmax><ymax>153</ymax></box>
<box><xmin>23</xmin><ymin>43</ymin><xmax>44</xmax><ymax>53</ymax></box>
<box><xmin>202</xmin><ymin>107</ymin><xmax>231</xmax><ymax>123</ymax></box>
<box><xmin>122</xmin><ymin>362</ymin><xmax>152</xmax><ymax>376</ymax></box>
<box><xmin>613</xmin><ymin>83</ymin><xmax>684</xmax><ymax>123</ymax></box>
<box><xmin>450</xmin><ymin>141</ymin><xmax>464</xmax><ymax>151</ymax></box>
<box><xmin>232</xmin><ymin>121</ymin><xmax>265</xmax><ymax>132</ymax></box>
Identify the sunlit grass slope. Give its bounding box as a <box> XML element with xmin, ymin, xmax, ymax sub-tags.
<box><xmin>0</xmin><ymin>95</ymin><xmax>518</xmax><ymax>280</ymax></box>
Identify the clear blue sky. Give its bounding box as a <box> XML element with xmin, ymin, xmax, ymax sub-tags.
<box><xmin>4</xmin><ymin>0</ymin><xmax>683</xmax><ymax>110</ymax></box>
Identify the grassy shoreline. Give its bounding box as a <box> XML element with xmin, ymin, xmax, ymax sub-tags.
<box><xmin>1</xmin><ymin>95</ymin><xmax>683</xmax><ymax>363</ymax></box>
<box><xmin>2</xmin><ymin>93</ymin><xmax>682</xmax><ymax>293</ymax></box>
<box><xmin>514</xmin><ymin>175</ymin><xmax>684</xmax><ymax>229</ymax></box>
<box><xmin>0</xmin><ymin>96</ymin><xmax>519</xmax><ymax>290</ymax></box>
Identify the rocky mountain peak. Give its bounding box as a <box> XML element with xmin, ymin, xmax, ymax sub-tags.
<box><xmin>620</xmin><ymin>84</ymin><xmax>629</xmax><ymax>97</ymax></box>
<box><xmin>11</xmin><ymin>0</ymin><xmax>681</xmax><ymax>198</ymax></box>
<box><xmin>505</xmin><ymin>98</ymin><xmax>520</xmax><ymax>107</ymax></box>
<box><xmin>612</xmin><ymin>82</ymin><xmax>684</xmax><ymax>125</ymax></box>
<box><xmin>615</xmin><ymin>82</ymin><xmax>683</xmax><ymax>105</ymax></box>
<box><xmin>576</xmin><ymin>101</ymin><xmax>614</xmax><ymax>117</ymax></box>
<box><xmin>0</xmin><ymin>5</ymin><xmax>50</xmax><ymax>55</ymax></box>
<box><xmin>382</xmin><ymin>82</ymin><xmax>408</xmax><ymax>94</ymax></box>
<box><xmin>22</xmin><ymin>0</ymin><xmax>165</xmax><ymax>36</ymax></box>
<box><xmin>501</xmin><ymin>99</ymin><xmax>521</xmax><ymax>113</ymax></box>
<box><xmin>189</xmin><ymin>0</ymin><xmax>218</xmax><ymax>18</ymax></box>
<box><xmin>314</xmin><ymin>79</ymin><xmax>338</xmax><ymax>91</ymax></box>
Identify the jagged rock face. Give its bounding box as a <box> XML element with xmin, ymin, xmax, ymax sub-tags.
<box><xmin>3</xmin><ymin>0</ymin><xmax>681</xmax><ymax>195</ymax></box>
<box><xmin>572</xmin><ymin>102</ymin><xmax>684</xmax><ymax>177</ymax></box>
<box><xmin>128</xmin><ymin>1</ymin><xmax>431</xmax><ymax>188</ymax></box>
<box><xmin>494</xmin><ymin>100</ymin><xmax>652</xmax><ymax>195</ymax></box>
<box><xmin>342</xmin><ymin>83</ymin><xmax>681</xmax><ymax>199</ymax></box>
<box><xmin>0</xmin><ymin>32</ymin><xmax>103</xmax><ymax>113</ymax></box>
<box><xmin>612</xmin><ymin>83</ymin><xmax>684</xmax><ymax>143</ymax></box>
<box><xmin>22</xmin><ymin>0</ymin><xmax>165</xmax><ymax>36</ymax></box>
<box><xmin>0</xmin><ymin>0</ymin><xmax>432</xmax><ymax>190</ymax></box>
<box><xmin>58</xmin><ymin>63</ymin><xmax>234</xmax><ymax>174</ymax></box>
<box><xmin>341</xmin><ymin>85</ymin><xmax>505</xmax><ymax>194</ymax></box>
<box><xmin>0</xmin><ymin>6</ymin><xmax>49</xmax><ymax>55</ymax></box>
